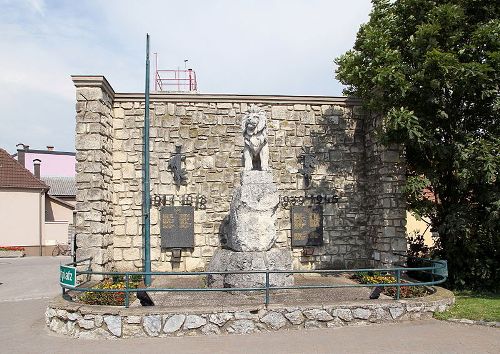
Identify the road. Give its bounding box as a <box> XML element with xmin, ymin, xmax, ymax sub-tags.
<box><xmin>0</xmin><ymin>257</ymin><xmax>498</xmax><ymax>354</ymax></box>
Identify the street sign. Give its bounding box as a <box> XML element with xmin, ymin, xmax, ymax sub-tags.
<box><xmin>60</xmin><ymin>265</ymin><xmax>76</xmax><ymax>288</ymax></box>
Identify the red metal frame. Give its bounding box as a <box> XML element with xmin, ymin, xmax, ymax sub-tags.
<box><xmin>154</xmin><ymin>53</ymin><xmax>198</xmax><ymax>92</ymax></box>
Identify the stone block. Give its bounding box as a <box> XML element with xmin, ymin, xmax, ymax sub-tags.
<box><xmin>227</xmin><ymin>320</ymin><xmax>256</xmax><ymax>334</ymax></box>
<box><xmin>143</xmin><ymin>315</ymin><xmax>162</xmax><ymax>336</ymax></box>
<box><xmin>352</xmin><ymin>308</ymin><xmax>371</xmax><ymax>320</ymax></box>
<box><xmin>126</xmin><ymin>316</ymin><xmax>141</xmax><ymax>324</ymax></box>
<box><xmin>77</xmin><ymin>87</ymin><xmax>103</xmax><ymax>101</ymax></box>
<box><xmin>206</xmin><ymin>248</ymin><xmax>293</xmax><ymax>288</ymax></box>
<box><xmin>183</xmin><ymin>315</ymin><xmax>207</xmax><ymax>329</ymax></box>
<box><xmin>104</xmin><ymin>316</ymin><xmax>122</xmax><ymax>337</ymax></box>
<box><xmin>389</xmin><ymin>307</ymin><xmax>404</xmax><ymax>319</ymax></box>
<box><xmin>123</xmin><ymin>248</ymin><xmax>140</xmax><ymax>261</ymax></box>
<box><xmin>260</xmin><ymin>312</ymin><xmax>287</xmax><ymax>329</ymax></box>
<box><xmin>227</xmin><ymin>171</ymin><xmax>279</xmax><ymax>251</ymax></box>
<box><xmin>334</xmin><ymin>309</ymin><xmax>353</xmax><ymax>322</ymax></box>
<box><xmin>217</xmin><ymin>102</ymin><xmax>232</xmax><ymax>109</ymax></box>
<box><xmin>163</xmin><ymin>314</ymin><xmax>185</xmax><ymax>333</ymax></box>
<box><xmin>303</xmin><ymin>309</ymin><xmax>333</xmax><ymax>321</ymax></box>
<box><xmin>201</xmin><ymin>323</ymin><xmax>221</xmax><ymax>335</ymax></box>
<box><xmin>284</xmin><ymin>310</ymin><xmax>305</xmax><ymax>325</ymax></box>
<box><xmin>76</xmin><ymin>134</ymin><xmax>102</xmax><ymax>150</ymax></box>
<box><xmin>209</xmin><ymin>313</ymin><xmax>233</xmax><ymax>326</ymax></box>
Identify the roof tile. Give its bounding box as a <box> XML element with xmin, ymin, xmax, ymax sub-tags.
<box><xmin>41</xmin><ymin>177</ymin><xmax>76</xmax><ymax>196</ymax></box>
<box><xmin>0</xmin><ymin>148</ymin><xmax>49</xmax><ymax>190</ymax></box>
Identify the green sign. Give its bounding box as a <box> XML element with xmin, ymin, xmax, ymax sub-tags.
<box><xmin>60</xmin><ymin>265</ymin><xmax>76</xmax><ymax>288</ymax></box>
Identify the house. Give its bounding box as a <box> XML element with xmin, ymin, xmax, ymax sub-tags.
<box><xmin>15</xmin><ymin>144</ymin><xmax>76</xmax><ymax>179</ymax></box>
<box><xmin>0</xmin><ymin>148</ymin><xmax>75</xmax><ymax>256</ymax></box>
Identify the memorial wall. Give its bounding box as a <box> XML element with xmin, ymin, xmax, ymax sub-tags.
<box><xmin>72</xmin><ymin>76</ymin><xmax>406</xmax><ymax>274</ymax></box>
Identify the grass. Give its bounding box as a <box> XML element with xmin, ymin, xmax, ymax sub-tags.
<box><xmin>434</xmin><ymin>291</ymin><xmax>500</xmax><ymax>322</ymax></box>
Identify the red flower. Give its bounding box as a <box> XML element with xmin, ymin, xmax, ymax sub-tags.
<box><xmin>0</xmin><ymin>246</ymin><xmax>25</xmax><ymax>251</ymax></box>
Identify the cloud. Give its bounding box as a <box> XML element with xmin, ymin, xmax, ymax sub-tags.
<box><xmin>0</xmin><ymin>0</ymin><xmax>372</xmax><ymax>153</ymax></box>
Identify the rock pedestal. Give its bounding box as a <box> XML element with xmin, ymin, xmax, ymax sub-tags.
<box><xmin>207</xmin><ymin>249</ymin><xmax>293</xmax><ymax>288</ymax></box>
<box><xmin>226</xmin><ymin>171</ymin><xmax>279</xmax><ymax>251</ymax></box>
<box><xmin>208</xmin><ymin>170</ymin><xmax>293</xmax><ymax>288</ymax></box>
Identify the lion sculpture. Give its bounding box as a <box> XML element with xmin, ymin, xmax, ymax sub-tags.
<box><xmin>241</xmin><ymin>104</ymin><xmax>269</xmax><ymax>171</ymax></box>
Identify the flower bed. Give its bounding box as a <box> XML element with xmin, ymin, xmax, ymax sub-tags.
<box><xmin>353</xmin><ymin>273</ymin><xmax>430</xmax><ymax>298</ymax></box>
<box><xmin>0</xmin><ymin>246</ymin><xmax>25</xmax><ymax>258</ymax></box>
<box><xmin>79</xmin><ymin>277</ymin><xmax>141</xmax><ymax>306</ymax></box>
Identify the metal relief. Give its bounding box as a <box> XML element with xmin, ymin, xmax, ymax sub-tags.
<box><xmin>160</xmin><ymin>206</ymin><xmax>194</xmax><ymax>248</ymax></box>
<box><xmin>298</xmin><ymin>147</ymin><xmax>317</xmax><ymax>188</ymax></box>
<box><xmin>168</xmin><ymin>145</ymin><xmax>187</xmax><ymax>186</ymax></box>
<box><xmin>291</xmin><ymin>205</ymin><xmax>323</xmax><ymax>247</ymax></box>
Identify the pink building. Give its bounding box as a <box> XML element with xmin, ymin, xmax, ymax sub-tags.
<box><xmin>16</xmin><ymin>144</ymin><xmax>76</xmax><ymax>177</ymax></box>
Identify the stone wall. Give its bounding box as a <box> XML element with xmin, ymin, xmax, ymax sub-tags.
<box><xmin>72</xmin><ymin>76</ymin><xmax>407</xmax><ymax>272</ymax></box>
<box><xmin>73</xmin><ymin>76</ymin><xmax>115</xmax><ymax>274</ymax></box>
<box><xmin>363</xmin><ymin>113</ymin><xmax>407</xmax><ymax>265</ymax></box>
<box><xmin>46</xmin><ymin>287</ymin><xmax>455</xmax><ymax>338</ymax></box>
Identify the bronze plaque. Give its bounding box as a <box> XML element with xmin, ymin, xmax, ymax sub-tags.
<box><xmin>160</xmin><ymin>206</ymin><xmax>194</xmax><ymax>248</ymax></box>
<box><xmin>291</xmin><ymin>205</ymin><xmax>323</xmax><ymax>246</ymax></box>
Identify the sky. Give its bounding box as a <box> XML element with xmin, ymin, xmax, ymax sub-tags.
<box><xmin>0</xmin><ymin>0</ymin><xmax>372</xmax><ymax>153</ymax></box>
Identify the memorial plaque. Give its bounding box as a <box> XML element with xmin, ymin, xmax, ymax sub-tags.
<box><xmin>160</xmin><ymin>206</ymin><xmax>194</xmax><ymax>248</ymax></box>
<box><xmin>291</xmin><ymin>205</ymin><xmax>323</xmax><ymax>246</ymax></box>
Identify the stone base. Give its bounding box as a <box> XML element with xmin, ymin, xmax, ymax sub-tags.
<box><xmin>206</xmin><ymin>248</ymin><xmax>293</xmax><ymax>288</ymax></box>
<box><xmin>46</xmin><ymin>287</ymin><xmax>455</xmax><ymax>338</ymax></box>
<box><xmin>226</xmin><ymin>171</ymin><xmax>280</xmax><ymax>252</ymax></box>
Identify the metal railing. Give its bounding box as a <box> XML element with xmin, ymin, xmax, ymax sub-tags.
<box><xmin>61</xmin><ymin>255</ymin><xmax>448</xmax><ymax>308</ymax></box>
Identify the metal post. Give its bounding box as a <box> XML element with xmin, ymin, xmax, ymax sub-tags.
<box><xmin>396</xmin><ymin>269</ymin><xmax>401</xmax><ymax>300</ymax></box>
<box><xmin>188</xmin><ymin>69</ymin><xmax>192</xmax><ymax>91</ymax></box>
<box><xmin>125</xmin><ymin>274</ymin><xmax>130</xmax><ymax>308</ymax></box>
<box><xmin>143</xmin><ymin>34</ymin><xmax>152</xmax><ymax>286</ymax></box>
<box><xmin>265</xmin><ymin>271</ymin><xmax>270</xmax><ymax>306</ymax></box>
<box><xmin>154</xmin><ymin>52</ymin><xmax>158</xmax><ymax>92</ymax></box>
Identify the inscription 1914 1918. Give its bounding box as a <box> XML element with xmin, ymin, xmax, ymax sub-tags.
<box><xmin>291</xmin><ymin>205</ymin><xmax>323</xmax><ymax>247</ymax></box>
<box><xmin>160</xmin><ymin>206</ymin><xmax>194</xmax><ymax>248</ymax></box>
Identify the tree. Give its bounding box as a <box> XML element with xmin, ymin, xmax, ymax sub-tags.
<box><xmin>336</xmin><ymin>0</ymin><xmax>499</xmax><ymax>290</ymax></box>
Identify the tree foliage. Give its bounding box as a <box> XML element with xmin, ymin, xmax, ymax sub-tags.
<box><xmin>336</xmin><ymin>0</ymin><xmax>499</xmax><ymax>291</ymax></box>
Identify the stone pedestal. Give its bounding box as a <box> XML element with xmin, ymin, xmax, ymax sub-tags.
<box><xmin>207</xmin><ymin>248</ymin><xmax>293</xmax><ymax>288</ymax></box>
<box><xmin>207</xmin><ymin>170</ymin><xmax>293</xmax><ymax>288</ymax></box>
<box><xmin>226</xmin><ymin>171</ymin><xmax>279</xmax><ymax>251</ymax></box>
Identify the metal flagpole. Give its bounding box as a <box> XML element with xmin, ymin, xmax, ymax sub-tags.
<box><xmin>142</xmin><ymin>33</ymin><xmax>152</xmax><ymax>286</ymax></box>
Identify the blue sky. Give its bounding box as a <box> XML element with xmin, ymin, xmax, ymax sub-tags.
<box><xmin>0</xmin><ymin>0</ymin><xmax>372</xmax><ymax>153</ymax></box>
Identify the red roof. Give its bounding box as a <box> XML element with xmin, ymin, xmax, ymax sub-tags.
<box><xmin>0</xmin><ymin>148</ymin><xmax>49</xmax><ymax>190</ymax></box>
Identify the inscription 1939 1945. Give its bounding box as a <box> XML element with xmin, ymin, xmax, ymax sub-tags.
<box><xmin>291</xmin><ymin>205</ymin><xmax>323</xmax><ymax>247</ymax></box>
<box><xmin>160</xmin><ymin>206</ymin><xmax>194</xmax><ymax>248</ymax></box>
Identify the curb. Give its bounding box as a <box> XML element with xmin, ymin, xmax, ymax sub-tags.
<box><xmin>445</xmin><ymin>318</ymin><xmax>500</xmax><ymax>328</ymax></box>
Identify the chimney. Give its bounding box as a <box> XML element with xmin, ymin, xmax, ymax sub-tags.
<box><xmin>47</xmin><ymin>145</ymin><xmax>54</xmax><ymax>151</ymax></box>
<box><xmin>33</xmin><ymin>159</ymin><xmax>41</xmax><ymax>179</ymax></box>
<box><xmin>16</xmin><ymin>143</ymin><xmax>26</xmax><ymax>167</ymax></box>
